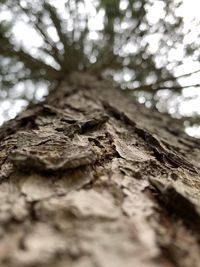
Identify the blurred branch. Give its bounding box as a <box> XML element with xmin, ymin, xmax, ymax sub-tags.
<box><xmin>154</xmin><ymin>84</ymin><xmax>200</xmax><ymax>91</ymax></box>
<box><xmin>157</xmin><ymin>69</ymin><xmax>200</xmax><ymax>84</ymax></box>
<box><xmin>43</xmin><ymin>1</ymin><xmax>74</xmax><ymax>71</ymax></box>
<box><xmin>16</xmin><ymin>1</ymin><xmax>63</xmax><ymax>67</ymax></box>
<box><xmin>0</xmin><ymin>36</ymin><xmax>61</xmax><ymax>80</ymax></box>
<box><xmin>34</xmin><ymin>19</ymin><xmax>63</xmax><ymax>66</ymax></box>
<box><xmin>173</xmin><ymin>115</ymin><xmax>200</xmax><ymax>126</ymax></box>
<box><xmin>124</xmin><ymin>83</ymin><xmax>200</xmax><ymax>93</ymax></box>
<box><xmin>127</xmin><ymin>69</ymin><xmax>200</xmax><ymax>92</ymax></box>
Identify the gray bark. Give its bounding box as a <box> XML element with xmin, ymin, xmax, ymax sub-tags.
<box><xmin>0</xmin><ymin>72</ymin><xmax>200</xmax><ymax>267</ymax></box>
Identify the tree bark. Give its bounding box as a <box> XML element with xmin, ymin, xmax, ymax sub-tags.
<box><xmin>0</xmin><ymin>72</ymin><xmax>200</xmax><ymax>267</ymax></box>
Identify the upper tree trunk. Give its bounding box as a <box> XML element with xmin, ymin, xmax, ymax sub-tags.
<box><xmin>0</xmin><ymin>72</ymin><xmax>200</xmax><ymax>267</ymax></box>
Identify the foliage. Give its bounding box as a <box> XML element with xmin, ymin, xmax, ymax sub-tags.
<box><xmin>0</xmin><ymin>0</ymin><xmax>200</xmax><ymax>124</ymax></box>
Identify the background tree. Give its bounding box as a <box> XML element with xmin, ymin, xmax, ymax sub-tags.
<box><xmin>0</xmin><ymin>0</ymin><xmax>200</xmax><ymax>128</ymax></box>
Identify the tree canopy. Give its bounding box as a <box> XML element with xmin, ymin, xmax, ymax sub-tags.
<box><xmin>0</xmin><ymin>0</ymin><xmax>200</xmax><ymax>129</ymax></box>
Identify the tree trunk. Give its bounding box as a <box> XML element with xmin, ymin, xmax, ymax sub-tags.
<box><xmin>0</xmin><ymin>72</ymin><xmax>200</xmax><ymax>267</ymax></box>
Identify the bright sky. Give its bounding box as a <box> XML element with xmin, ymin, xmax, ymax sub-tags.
<box><xmin>0</xmin><ymin>0</ymin><xmax>200</xmax><ymax>136</ymax></box>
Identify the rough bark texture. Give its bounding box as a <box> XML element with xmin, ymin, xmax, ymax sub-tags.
<box><xmin>0</xmin><ymin>72</ymin><xmax>200</xmax><ymax>267</ymax></box>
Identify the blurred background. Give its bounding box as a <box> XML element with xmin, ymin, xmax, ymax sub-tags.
<box><xmin>0</xmin><ymin>0</ymin><xmax>200</xmax><ymax>136</ymax></box>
